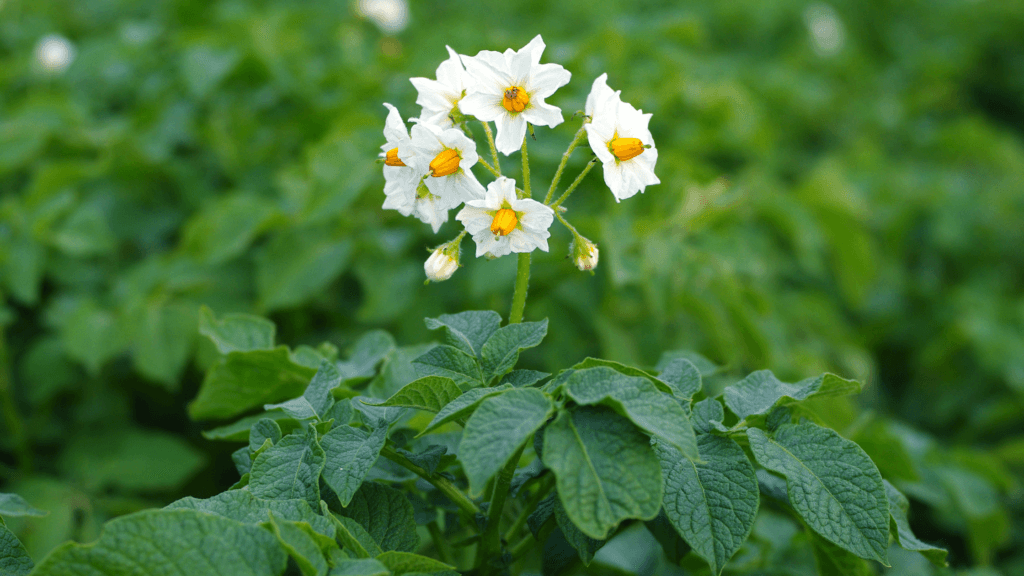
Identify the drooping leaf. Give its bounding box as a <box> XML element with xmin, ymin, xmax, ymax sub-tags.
<box><xmin>31</xmin><ymin>509</ymin><xmax>287</xmax><ymax>576</ymax></box>
<box><xmin>320</xmin><ymin>503</ymin><xmax>383</xmax><ymax>559</ymax></box>
<box><xmin>362</xmin><ymin>376</ymin><xmax>462</xmax><ymax>413</ymax></box>
<box><xmin>553</xmin><ymin>498</ymin><xmax>605</xmax><ymax>566</ymax></box>
<box><xmin>884</xmin><ymin>480</ymin><xmax>948</xmax><ymax>567</ymax></box>
<box><xmin>499</xmin><ymin>369</ymin><xmax>550</xmax><ymax>388</ymax></box>
<box><xmin>393</xmin><ymin>445</ymin><xmax>454</xmax><ymax>477</ymax></box>
<box><xmin>320</xmin><ymin>426</ymin><xmax>388</xmax><ymax>507</ymax></box>
<box><xmin>656</xmin><ymin>358</ymin><xmax>703</xmax><ymax>400</ymax></box>
<box><xmin>339</xmin><ymin>483</ymin><xmax>418</xmax><ymax>553</ymax></box>
<box><xmin>459</xmin><ymin>388</ymin><xmax>554</xmax><ymax>496</ymax></box>
<box><xmin>542</xmin><ymin>406</ymin><xmax>663</xmax><ymax>539</ymax></box>
<box><xmin>655</xmin><ymin>434</ymin><xmax>759</xmax><ymax>575</ymax></box>
<box><xmin>412</xmin><ymin>345</ymin><xmax>483</xmax><ymax>385</ymax></box>
<box><xmin>724</xmin><ymin>371</ymin><xmax>861</xmax><ymax>421</ymax></box>
<box><xmin>0</xmin><ymin>494</ymin><xmax>47</xmax><ymax>518</ymax></box>
<box><xmin>424</xmin><ymin>311</ymin><xmax>502</xmax><ymax>358</ymax></box>
<box><xmin>189</xmin><ymin>347</ymin><xmax>317</xmax><ymax>420</ymax></box>
<box><xmin>267</xmin><ymin>514</ymin><xmax>331</xmax><ymax>576</ymax></box>
<box><xmin>417</xmin><ymin>385</ymin><xmax>513</xmax><ymax>436</ymax></box>
<box><xmin>250</xmin><ymin>427</ymin><xmax>326</xmax><ymax>509</ymax></box>
<box><xmin>0</xmin><ymin>522</ymin><xmax>33</xmax><ymax>576</ymax></box>
<box><xmin>528</xmin><ymin>494</ymin><xmax>556</xmax><ymax>538</ymax></box>
<box><xmin>265</xmin><ymin>360</ymin><xmax>342</xmax><ymax>420</ymax></box>
<box><xmin>747</xmin><ymin>424</ymin><xmax>889</xmax><ymax>564</ymax></box>
<box><xmin>374</xmin><ymin>551</ymin><xmax>457</xmax><ymax>576</ymax></box>
<box><xmin>644</xmin><ymin>510</ymin><xmax>691</xmax><ymax>565</ymax></box>
<box><xmin>571</xmin><ymin>358</ymin><xmax>674</xmax><ymax>395</ymax></box>
<box><xmin>479</xmin><ymin>319</ymin><xmax>548</xmax><ymax>379</ymax></box>
<box><xmin>562</xmin><ymin>367</ymin><xmax>698</xmax><ymax>461</ymax></box>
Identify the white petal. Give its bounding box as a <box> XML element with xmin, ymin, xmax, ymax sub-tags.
<box><xmin>458</xmin><ymin>92</ymin><xmax>504</xmax><ymax>123</ymax></box>
<box><xmin>521</xmin><ymin>35</ymin><xmax>546</xmax><ymax>67</ymax></box>
<box><xmin>602</xmin><ymin>161</ymin><xmax>627</xmax><ymax>201</ymax></box>
<box><xmin>436</xmin><ymin>46</ymin><xmax>466</xmax><ymax>91</ymax></box>
<box><xmin>462</xmin><ymin>51</ymin><xmax>511</xmax><ymax>93</ymax></box>
<box><xmin>382</xmin><ymin>103</ymin><xmax>409</xmax><ymax>144</ymax></box>
<box><xmin>522</xmin><ymin>99</ymin><xmax>563</xmax><ymax>128</ymax></box>
<box><xmin>585</xmin><ymin>73</ymin><xmax>610</xmax><ymax>116</ymax></box>
<box><xmin>456</xmin><ymin>205</ymin><xmax>493</xmax><ymax>234</ymax></box>
<box><xmin>585</xmin><ymin>124</ymin><xmax>615</xmax><ymax>164</ymax></box>
<box><xmin>473</xmin><ymin>232</ymin><xmax>508</xmax><ymax>258</ymax></box>
<box><xmin>452</xmin><ymin>169</ymin><xmax>486</xmax><ymax>202</ymax></box>
<box><xmin>494</xmin><ymin>113</ymin><xmax>527</xmax><ymax>155</ymax></box>
<box><xmin>491</xmin><ymin>176</ymin><xmax>518</xmax><ymax>205</ymax></box>
<box><xmin>437</xmin><ymin>128</ymin><xmax>479</xmax><ymax>168</ymax></box>
<box><xmin>410</xmin><ymin>77</ymin><xmax>454</xmax><ymax>114</ymax></box>
<box><xmin>414</xmin><ymin>197</ymin><xmax>449</xmax><ymax>233</ymax></box>
<box><xmin>528</xmin><ymin>63</ymin><xmax>571</xmax><ymax>99</ymax></box>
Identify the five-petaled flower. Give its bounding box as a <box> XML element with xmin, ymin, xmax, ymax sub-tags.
<box><xmin>410</xmin><ymin>46</ymin><xmax>469</xmax><ymax>129</ymax></box>
<box><xmin>457</xmin><ymin>177</ymin><xmax>554</xmax><ymax>258</ymax></box>
<box><xmin>407</xmin><ymin>122</ymin><xmax>486</xmax><ymax>208</ymax></box>
<box><xmin>584</xmin><ymin>73</ymin><xmax>660</xmax><ymax>202</ymax></box>
<box><xmin>459</xmin><ymin>35</ymin><xmax>571</xmax><ymax>155</ymax></box>
<box><xmin>380</xmin><ymin>103</ymin><xmax>450</xmax><ymax>232</ymax></box>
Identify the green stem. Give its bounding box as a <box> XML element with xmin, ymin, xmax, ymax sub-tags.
<box><xmin>0</xmin><ymin>327</ymin><xmax>30</xmax><ymax>473</ymax></box>
<box><xmin>503</xmin><ymin>473</ymin><xmax>555</xmax><ymax>543</ymax></box>
<box><xmin>380</xmin><ymin>446</ymin><xmax>479</xmax><ymax>516</ymax></box>
<box><xmin>521</xmin><ymin>136</ymin><xmax>531</xmax><ymax>199</ymax></box>
<box><xmin>481</xmin><ymin>121</ymin><xmax>502</xmax><ymax>176</ymax></box>
<box><xmin>508</xmin><ymin>253</ymin><xmax>531</xmax><ymax>325</ymax></box>
<box><xmin>550</xmin><ymin>158</ymin><xmax>598</xmax><ymax>209</ymax></box>
<box><xmin>543</xmin><ymin>124</ymin><xmax>589</xmax><ymax>204</ymax></box>
<box><xmin>475</xmin><ymin>444</ymin><xmax>527</xmax><ymax>572</ymax></box>
<box><xmin>477</xmin><ymin>158</ymin><xmax>501</xmax><ymax>178</ymax></box>
<box><xmin>427</xmin><ymin>521</ymin><xmax>455</xmax><ymax>566</ymax></box>
<box><xmin>554</xmin><ymin>211</ymin><xmax>581</xmax><ymax>237</ymax></box>
<box><xmin>510</xmin><ymin>515</ymin><xmax>556</xmax><ymax>562</ymax></box>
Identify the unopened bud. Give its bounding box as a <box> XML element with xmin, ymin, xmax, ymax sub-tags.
<box><xmin>425</xmin><ymin>240</ymin><xmax>461</xmax><ymax>282</ymax></box>
<box><xmin>571</xmin><ymin>236</ymin><xmax>599</xmax><ymax>271</ymax></box>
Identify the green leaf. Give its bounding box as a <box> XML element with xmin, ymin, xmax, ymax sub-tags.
<box><xmin>375</xmin><ymin>551</ymin><xmax>456</xmax><ymax>576</ymax></box>
<box><xmin>256</xmin><ymin>229</ymin><xmax>353</xmax><ymax>312</ymax></box>
<box><xmin>724</xmin><ymin>371</ymin><xmax>861</xmax><ymax>421</ymax></box>
<box><xmin>249</xmin><ymin>418</ymin><xmax>283</xmax><ymax>453</ymax></box>
<box><xmin>199</xmin><ymin>305</ymin><xmax>276</xmax><ymax>354</ymax></box>
<box><xmin>250</xmin><ymin>427</ymin><xmax>326</xmax><ymax>509</ymax></box>
<box><xmin>31</xmin><ymin>509</ymin><xmax>287</xmax><ymax>576</ymax></box>
<box><xmin>656</xmin><ymin>350</ymin><xmax>720</xmax><ymax>377</ymax></box>
<box><xmin>130</xmin><ymin>300</ymin><xmax>197</xmax><ymax>388</ymax></box>
<box><xmin>424</xmin><ymin>311</ymin><xmax>502</xmax><ymax>358</ymax></box>
<box><xmin>0</xmin><ymin>494</ymin><xmax>47</xmax><ymax>518</ymax></box>
<box><xmin>459</xmin><ymin>388</ymin><xmax>554</xmax><ymax>496</ymax></box>
<box><xmin>479</xmin><ymin>319</ymin><xmax>548</xmax><ymax>379</ymax></box>
<box><xmin>393</xmin><ymin>446</ymin><xmax>454</xmax><ymax>477</ymax></box>
<box><xmin>655</xmin><ymin>434</ymin><xmax>759</xmax><ymax>575</ymax></box>
<box><xmin>267</xmin><ymin>513</ymin><xmax>331</xmax><ymax>576</ymax></box>
<box><xmin>499</xmin><ymin>369</ymin><xmax>550</xmax><ymax>388</ymax></box>
<box><xmin>562</xmin><ymin>367</ymin><xmax>699</xmax><ymax>461</ymax></box>
<box><xmin>656</xmin><ymin>358</ymin><xmax>703</xmax><ymax>400</ymax></box>
<box><xmin>320</xmin><ymin>426</ymin><xmax>387</xmax><ymax>506</ymax></box>
<box><xmin>542</xmin><ymin>406</ymin><xmax>663</xmax><ymax>539</ymax></box>
<box><xmin>362</xmin><ymin>376</ymin><xmax>462</xmax><ymax>412</ymax></box>
<box><xmin>884</xmin><ymin>480</ymin><xmax>948</xmax><ymax>567</ymax></box>
<box><xmin>181</xmin><ymin>194</ymin><xmax>280</xmax><ymax>265</ymax></box>
<box><xmin>644</xmin><ymin>510</ymin><xmax>692</xmax><ymax>565</ymax></box>
<box><xmin>417</xmin><ymin>385</ymin><xmax>513</xmax><ymax>437</ymax></box>
<box><xmin>691</xmin><ymin>398</ymin><xmax>726</xmax><ymax>434</ymax></box>
<box><xmin>746</xmin><ymin>424</ymin><xmax>889</xmax><ymax>564</ymax></box>
<box><xmin>0</xmin><ymin>522</ymin><xmax>33</xmax><ymax>576</ymax></box>
<box><xmin>329</xmin><ymin>558</ymin><xmax>390</xmax><ymax>576</ymax></box>
<box><xmin>412</xmin><ymin>345</ymin><xmax>482</xmax><ymax>385</ymax></box>
<box><xmin>554</xmin><ymin>498</ymin><xmax>604</xmax><ymax>566</ymax></box>
<box><xmin>337</xmin><ymin>331</ymin><xmax>396</xmax><ymax>379</ymax></box>
<box><xmin>340</xmin><ymin>483</ymin><xmax>418</xmax><ymax>553</ymax></box>
<box><xmin>323</xmin><ymin>510</ymin><xmax>383</xmax><ymax>559</ymax></box>
<box><xmin>189</xmin><ymin>347</ymin><xmax>317</xmax><ymax>420</ymax></box>
<box><xmin>202</xmin><ymin>411</ymin><xmax>300</xmax><ymax>442</ymax></box>
<box><xmin>528</xmin><ymin>494</ymin><xmax>556</xmax><ymax>538</ymax></box>
<box><xmin>571</xmin><ymin>358</ymin><xmax>674</xmax><ymax>395</ymax></box>
<box><xmin>59</xmin><ymin>428</ymin><xmax>206</xmax><ymax>492</ymax></box>
<box><xmin>265</xmin><ymin>360</ymin><xmax>342</xmax><ymax>420</ymax></box>
<box><xmin>232</xmin><ymin>447</ymin><xmax>253</xmax><ymax>475</ymax></box>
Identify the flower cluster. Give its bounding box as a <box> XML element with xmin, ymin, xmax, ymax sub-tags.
<box><xmin>379</xmin><ymin>35</ymin><xmax>659</xmax><ymax>281</ymax></box>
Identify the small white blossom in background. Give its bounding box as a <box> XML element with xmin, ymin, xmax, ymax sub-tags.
<box><xmin>570</xmin><ymin>236</ymin><xmax>599</xmax><ymax>271</ymax></box>
<box><xmin>35</xmin><ymin>34</ymin><xmax>75</xmax><ymax>74</ymax></box>
<box><xmin>408</xmin><ymin>122</ymin><xmax>486</xmax><ymax>207</ymax></box>
<box><xmin>457</xmin><ymin>176</ymin><xmax>554</xmax><ymax>258</ymax></box>
<box><xmin>379</xmin><ymin>103</ymin><xmax>449</xmax><ymax>232</ymax></box>
<box><xmin>804</xmin><ymin>4</ymin><xmax>845</xmax><ymax>57</ymax></box>
<box><xmin>459</xmin><ymin>35</ymin><xmax>571</xmax><ymax>155</ymax></box>
<box><xmin>355</xmin><ymin>0</ymin><xmax>409</xmax><ymax>35</ymax></box>
<box><xmin>411</xmin><ymin>46</ymin><xmax>468</xmax><ymax>129</ymax></box>
<box><xmin>584</xmin><ymin>73</ymin><xmax>660</xmax><ymax>202</ymax></box>
<box><xmin>424</xmin><ymin>239</ymin><xmax>461</xmax><ymax>282</ymax></box>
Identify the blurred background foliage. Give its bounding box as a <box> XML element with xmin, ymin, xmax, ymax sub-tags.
<box><xmin>1</xmin><ymin>0</ymin><xmax>1022</xmax><ymax>573</ymax></box>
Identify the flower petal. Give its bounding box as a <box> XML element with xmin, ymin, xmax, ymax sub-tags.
<box><xmin>585</xmin><ymin>124</ymin><xmax>615</xmax><ymax>164</ymax></box>
<box><xmin>523</xmin><ymin>99</ymin><xmax>563</xmax><ymax>128</ymax></box>
<box><xmin>459</xmin><ymin>92</ymin><xmax>504</xmax><ymax>123</ymax></box>
<box><xmin>494</xmin><ymin>113</ymin><xmax>528</xmax><ymax>155</ymax></box>
<box><xmin>528</xmin><ymin>63</ymin><xmax>571</xmax><ymax>99</ymax></box>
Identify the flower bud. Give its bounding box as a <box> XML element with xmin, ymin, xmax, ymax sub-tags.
<box><xmin>571</xmin><ymin>236</ymin><xmax>599</xmax><ymax>271</ymax></box>
<box><xmin>425</xmin><ymin>239</ymin><xmax>461</xmax><ymax>282</ymax></box>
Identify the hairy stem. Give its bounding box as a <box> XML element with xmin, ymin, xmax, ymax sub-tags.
<box><xmin>475</xmin><ymin>444</ymin><xmax>527</xmax><ymax>573</ymax></box>
<box><xmin>380</xmin><ymin>446</ymin><xmax>479</xmax><ymax>516</ymax></box>
<box><xmin>477</xmin><ymin>157</ymin><xmax>501</xmax><ymax>178</ymax></box>
<box><xmin>521</xmin><ymin>136</ymin><xmax>531</xmax><ymax>199</ymax></box>
<box><xmin>0</xmin><ymin>327</ymin><xmax>30</xmax><ymax>473</ymax></box>
<box><xmin>543</xmin><ymin>124</ymin><xmax>589</xmax><ymax>204</ymax></box>
<box><xmin>550</xmin><ymin>157</ymin><xmax>598</xmax><ymax>209</ymax></box>
<box><xmin>508</xmin><ymin>253</ymin><xmax>531</xmax><ymax>325</ymax></box>
<box><xmin>481</xmin><ymin>121</ymin><xmax>502</xmax><ymax>176</ymax></box>
<box><xmin>503</xmin><ymin>473</ymin><xmax>556</xmax><ymax>544</ymax></box>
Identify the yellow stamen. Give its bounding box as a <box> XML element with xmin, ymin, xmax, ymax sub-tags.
<box><xmin>502</xmin><ymin>87</ymin><xmax>530</xmax><ymax>113</ymax></box>
<box><xmin>429</xmin><ymin>149</ymin><xmax>461</xmax><ymax>177</ymax></box>
<box><xmin>490</xmin><ymin>208</ymin><xmax>518</xmax><ymax>236</ymax></box>
<box><xmin>609</xmin><ymin>137</ymin><xmax>645</xmax><ymax>161</ymax></box>
<box><xmin>385</xmin><ymin>148</ymin><xmax>405</xmax><ymax>167</ymax></box>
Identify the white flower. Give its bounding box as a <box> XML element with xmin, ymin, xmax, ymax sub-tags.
<box><xmin>457</xmin><ymin>177</ymin><xmax>554</xmax><ymax>258</ymax></box>
<box><xmin>380</xmin><ymin>103</ymin><xmax>449</xmax><ymax>232</ymax></box>
<box><xmin>410</xmin><ymin>46</ymin><xmax>468</xmax><ymax>129</ymax></box>
<box><xmin>584</xmin><ymin>74</ymin><xmax>660</xmax><ymax>202</ymax></box>
<box><xmin>459</xmin><ymin>35</ymin><xmax>571</xmax><ymax>155</ymax></box>
<box><xmin>407</xmin><ymin>122</ymin><xmax>485</xmax><ymax>207</ymax></box>
<box><xmin>424</xmin><ymin>240</ymin><xmax>461</xmax><ymax>282</ymax></box>
<box><xmin>571</xmin><ymin>236</ymin><xmax>599</xmax><ymax>271</ymax></box>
